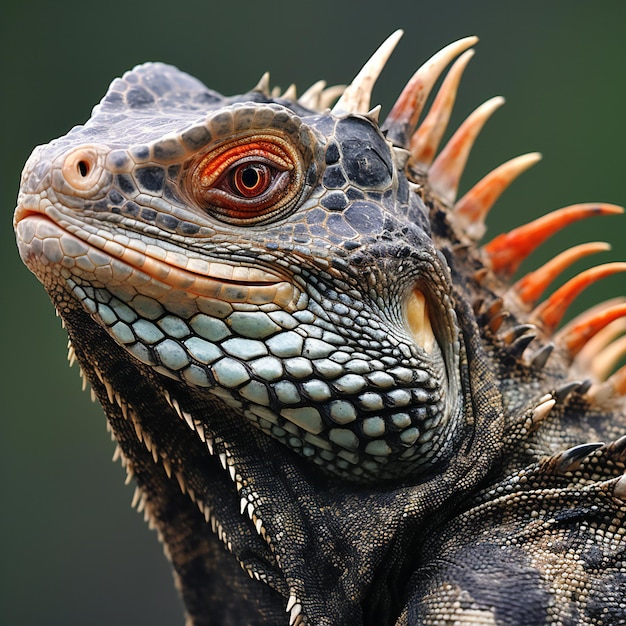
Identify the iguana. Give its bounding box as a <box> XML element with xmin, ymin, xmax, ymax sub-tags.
<box><xmin>13</xmin><ymin>31</ymin><xmax>626</xmax><ymax>625</ymax></box>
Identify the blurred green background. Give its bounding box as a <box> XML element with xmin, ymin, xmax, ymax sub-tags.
<box><xmin>1</xmin><ymin>1</ymin><xmax>625</xmax><ymax>624</ymax></box>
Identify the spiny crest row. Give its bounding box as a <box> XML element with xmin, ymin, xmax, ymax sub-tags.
<box><xmin>253</xmin><ymin>30</ymin><xmax>626</xmax><ymax>397</ymax></box>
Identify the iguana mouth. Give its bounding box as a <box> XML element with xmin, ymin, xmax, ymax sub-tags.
<box><xmin>17</xmin><ymin>205</ymin><xmax>440</xmax><ymax>357</ymax></box>
<box><xmin>15</xmin><ymin>208</ymin><xmax>298</xmax><ymax>308</ymax></box>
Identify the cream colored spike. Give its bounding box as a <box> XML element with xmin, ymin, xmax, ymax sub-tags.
<box><xmin>282</xmin><ymin>84</ymin><xmax>297</xmax><ymax>101</ymax></box>
<box><xmin>253</xmin><ymin>72</ymin><xmax>271</xmax><ymax>96</ymax></box>
<box><xmin>384</xmin><ymin>38</ymin><xmax>477</xmax><ymax>147</ymax></box>
<box><xmin>332</xmin><ymin>30</ymin><xmax>404</xmax><ymax>115</ymax></box>
<box><xmin>318</xmin><ymin>85</ymin><xmax>347</xmax><ymax>110</ymax></box>
<box><xmin>298</xmin><ymin>80</ymin><xmax>326</xmax><ymax>109</ymax></box>
<box><xmin>299</xmin><ymin>81</ymin><xmax>346</xmax><ymax>111</ymax></box>
<box><xmin>408</xmin><ymin>48</ymin><xmax>476</xmax><ymax>164</ymax></box>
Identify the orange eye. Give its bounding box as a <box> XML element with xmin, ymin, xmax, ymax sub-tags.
<box><xmin>190</xmin><ymin>135</ymin><xmax>304</xmax><ymax>225</ymax></box>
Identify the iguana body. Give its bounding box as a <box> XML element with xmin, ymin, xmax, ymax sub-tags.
<box><xmin>14</xmin><ymin>32</ymin><xmax>626</xmax><ymax>624</ymax></box>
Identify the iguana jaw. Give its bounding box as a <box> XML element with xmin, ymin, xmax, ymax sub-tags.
<box><xmin>15</xmin><ymin>211</ymin><xmax>298</xmax><ymax>309</ymax></box>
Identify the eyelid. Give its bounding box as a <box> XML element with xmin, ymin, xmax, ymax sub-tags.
<box><xmin>196</xmin><ymin>140</ymin><xmax>294</xmax><ymax>189</ymax></box>
<box><xmin>188</xmin><ymin>132</ymin><xmax>307</xmax><ymax>225</ymax></box>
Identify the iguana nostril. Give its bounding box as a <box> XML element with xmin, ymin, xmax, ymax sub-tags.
<box><xmin>78</xmin><ymin>160</ymin><xmax>90</xmax><ymax>177</ymax></box>
<box><xmin>61</xmin><ymin>146</ymin><xmax>103</xmax><ymax>191</ymax></box>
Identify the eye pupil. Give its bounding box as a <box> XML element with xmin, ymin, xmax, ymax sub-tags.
<box><xmin>240</xmin><ymin>166</ymin><xmax>260</xmax><ymax>189</ymax></box>
<box><xmin>233</xmin><ymin>164</ymin><xmax>271</xmax><ymax>197</ymax></box>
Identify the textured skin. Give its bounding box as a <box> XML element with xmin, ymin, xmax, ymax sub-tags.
<box><xmin>14</xmin><ymin>37</ymin><xmax>626</xmax><ymax>625</ymax></box>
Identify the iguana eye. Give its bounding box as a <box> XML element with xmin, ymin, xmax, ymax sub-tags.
<box><xmin>190</xmin><ymin>135</ymin><xmax>304</xmax><ymax>225</ymax></box>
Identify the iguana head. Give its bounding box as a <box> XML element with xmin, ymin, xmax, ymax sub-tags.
<box><xmin>14</xmin><ymin>33</ymin><xmax>490</xmax><ymax>482</ymax></box>
<box><xmin>13</xmin><ymin>31</ymin><xmax>626</xmax><ymax>624</ymax></box>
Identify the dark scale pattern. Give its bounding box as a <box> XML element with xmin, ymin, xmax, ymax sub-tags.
<box><xmin>14</xmin><ymin>41</ymin><xmax>626</xmax><ymax>626</ymax></box>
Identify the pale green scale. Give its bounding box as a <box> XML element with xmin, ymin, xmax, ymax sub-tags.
<box><xmin>222</xmin><ymin>337</ymin><xmax>268</xmax><ymax>360</ymax></box>
<box><xmin>386</xmin><ymin>389</ymin><xmax>412</xmax><ymax>407</ymax></box>
<box><xmin>362</xmin><ymin>459</ymin><xmax>381</xmax><ymax>472</ymax></box>
<box><xmin>157</xmin><ymin>315</ymin><xmax>190</xmax><ymax>339</ymax></box>
<box><xmin>302</xmin><ymin>379</ymin><xmax>332</xmax><ymax>402</ymax></box>
<box><xmin>131</xmin><ymin>294</ymin><xmax>164</xmax><ymax>320</ymax></box>
<box><xmin>388</xmin><ymin>366</ymin><xmax>414</xmax><ymax>383</ymax></box>
<box><xmin>293</xmin><ymin>309</ymin><xmax>315</xmax><ymax>323</ymax></box>
<box><xmin>312</xmin><ymin>359</ymin><xmax>343</xmax><ymax>378</ymax></box>
<box><xmin>249</xmin><ymin>356</ymin><xmax>284</xmax><ymax>381</ymax></box>
<box><xmin>133</xmin><ymin>318</ymin><xmax>165</xmax><ymax>344</ymax></box>
<box><xmin>302</xmin><ymin>338</ymin><xmax>335</xmax><ymax>359</ymax></box>
<box><xmin>333</xmin><ymin>374</ymin><xmax>367</xmax><ymax>394</ymax></box>
<box><xmin>110</xmin><ymin>298</ymin><xmax>137</xmax><ymax>323</ymax></box>
<box><xmin>329</xmin><ymin>428</ymin><xmax>359</xmax><ymax>451</ymax></box>
<box><xmin>329</xmin><ymin>351</ymin><xmax>351</xmax><ymax>364</ymax></box>
<box><xmin>358</xmin><ymin>392</ymin><xmax>384</xmax><ymax>411</ymax></box>
<box><xmin>344</xmin><ymin>359</ymin><xmax>371</xmax><ymax>374</ymax></box>
<box><xmin>364</xmin><ymin>440</ymin><xmax>393</xmax><ymax>456</ymax></box>
<box><xmin>362</xmin><ymin>416</ymin><xmax>386</xmax><ymax>437</ymax></box>
<box><xmin>413</xmin><ymin>389</ymin><xmax>431</xmax><ymax>403</ymax></box>
<box><xmin>81</xmin><ymin>296</ymin><xmax>97</xmax><ymax>314</ymax></box>
<box><xmin>319</xmin><ymin>449</ymin><xmax>335</xmax><ymax>461</ymax></box>
<box><xmin>283</xmin><ymin>357</ymin><xmax>314</xmax><ymax>378</ymax></box>
<box><xmin>71</xmin><ymin>285</ymin><xmax>87</xmax><ymax>302</ymax></box>
<box><xmin>328</xmin><ymin>400</ymin><xmax>357</xmax><ymax>425</ymax></box>
<box><xmin>400</xmin><ymin>427</ymin><xmax>421</xmax><ymax>445</ymax></box>
<box><xmin>301</xmin><ymin>446</ymin><xmax>316</xmax><ymax>458</ymax></box>
<box><xmin>266</xmin><ymin>331</ymin><xmax>303</xmax><ymax>357</ymax></box>
<box><xmin>97</xmin><ymin>303</ymin><xmax>118</xmax><ymax>326</ymax></box>
<box><xmin>321</xmin><ymin>330</ymin><xmax>343</xmax><ymax>345</ymax></box>
<box><xmin>280</xmin><ymin>407</ymin><xmax>323</xmax><ymax>434</ymax></box>
<box><xmin>367</xmin><ymin>371</ymin><xmax>395</xmax><ymax>388</ymax></box>
<box><xmin>391</xmin><ymin>412</ymin><xmax>412</xmax><ymax>429</ymax></box>
<box><xmin>190</xmin><ymin>313</ymin><xmax>231</xmax><ymax>342</ymax></box>
<box><xmin>239</xmin><ymin>381</ymin><xmax>271</xmax><ymax>406</ymax></box>
<box><xmin>182</xmin><ymin>365</ymin><xmax>211</xmax><ymax>387</ymax></box>
<box><xmin>155</xmin><ymin>339</ymin><xmax>190</xmax><ymax>371</ymax></box>
<box><xmin>274</xmin><ymin>380</ymin><xmax>301</xmax><ymax>404</ymax></box>
<box><xmin>270</xmin><ymin>425</ymin><xmax>287</xmax><ymax>438</ymax></box>
<box><xmin>267</xmin><ymin>310</ymin><xmax>298</xmax><ymax>329</ymax></box>
<box><xmin>110</xmin><ymin>321</ymin><xmax>135</xmax><ymax>344</ymax></box>
<box><xmin>227</xmin><ymin>311</ymin><xmax>281</xmax><ymax>338</ymax></box>
<box><xmin>212</xmin><ymin>357</ymin><xmax>250</xmax><ymax>388</ymax></box>
<box><xmin>184</xmin><ymin>337</ymin><xmax>222</xmax><ymax>364</ymax></box>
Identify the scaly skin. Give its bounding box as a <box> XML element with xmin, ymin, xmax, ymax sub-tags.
<box><xmin>14</xmin><ymin>33</ymin><xmax>626</xmax><ymax>625</ymax></box>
